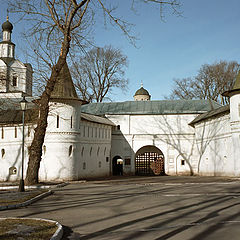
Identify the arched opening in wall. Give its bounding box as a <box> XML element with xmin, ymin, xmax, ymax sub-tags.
<box><xmin>69</xmin><ymin>145</ymin><xmax>73</xmax><ymax>156</ymax></box>
<box><xmin>112</xmin><ymin>156</ymin><xmax>123</xmax><ymax>176</ymax></box>
<box><xmin>1</xmin><ymin>149</ymin><xmax>5</xmax><ymax>158</ymax></box>
<box><xmin>43</xmin><ymin>145</ymin><xmax>46</xmax><ymax>155</ymax></box>
<box><xmin>135</xmin><ymin>145</ymin><xmax>165</xmax><ymax>176</ymax></box>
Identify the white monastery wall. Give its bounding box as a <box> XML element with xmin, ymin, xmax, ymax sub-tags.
<box><xmin>0</xmin><ymin>123</ymin><xmax>33</xmax><ymax>181</ymax></box>
<box><xmin>0</xmin><ymin>100</ymin><xmax>112</xmax><ymax>181</ymax></box>
<box><xmin>78</xmin><ymin>120</ymin><xmax>112</xmax><ymax>179</ymax></box>
<box><xmin>194</xmin><ymin>114</ymin><xmax>234</xmax><ymax>176</ymax></box>
<box><xmin>109</xmin><ymin>114</ymin><xmax>199</xmax><ymax>176</ymax></box>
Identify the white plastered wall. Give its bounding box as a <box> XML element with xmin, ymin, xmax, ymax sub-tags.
<box><xmin>109</xmin><ymin>113</ymin><xmax>199</xmax><ymax>176</ymax></box>
<box><xmin>194</xmin><ymin>114</ymin><xmax>234</xmax><ymax>176</ymax></box>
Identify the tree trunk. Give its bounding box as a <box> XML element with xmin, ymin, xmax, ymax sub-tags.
<box><xmin>25</xmin><ymin>45</ymin><xmax>69</xmax><ymax>185</ymax></box>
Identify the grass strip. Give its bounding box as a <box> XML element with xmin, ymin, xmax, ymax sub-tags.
<box><xmin>0</xmin><ymin>218</ymin><xmax>58</xmax><ymax>240</ymax></box>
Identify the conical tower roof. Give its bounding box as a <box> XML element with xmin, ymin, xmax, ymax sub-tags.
<box><xmin>232</xmin><ymin>70</ymin><xmax>240</xmax><ymax>90</ymax></box>
<box><xmin>50</xmin><ymin>62</ymin><xmax>79</xmax><ymax>101</ymax></box>
<box><xmin>222</xmin><ymin>70</ymin><xmax>240</xmax><ymax>97</ymax></box>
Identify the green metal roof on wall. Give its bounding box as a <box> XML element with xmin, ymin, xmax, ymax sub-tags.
<box><xmin>81</xmin><ymin>112</ymin><xmax>115</xmax><ymax>126</ymax></box>
<box><xmin>81</xmin><ymin>99</ymin><xmax>222</xmax><ymax>116</ymax></box>
<box><xmin>189</xmin><ymin>105</ymin><xmax>229</xmax><ymax>127</ymax></box>
<box><xmin>0</xmin><ymin>108</ymin><xmax>38</xmax><ymax>125</ymax></box>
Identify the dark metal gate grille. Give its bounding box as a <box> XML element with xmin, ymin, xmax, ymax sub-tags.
<box><xmin>135</xmin><ymin>152</ymin><xmax>164</xmax><ymax>175</ymax></box>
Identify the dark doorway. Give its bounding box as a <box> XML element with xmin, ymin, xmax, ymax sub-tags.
<box><xmin>135</xmin><ymin>146</ymin><xmax>165</xmax><ymax>176</ymax></box>
<box><xmin>112</xmin><ymin>156</ymin><xmax>123</xmax><ymax>176</ymax></box>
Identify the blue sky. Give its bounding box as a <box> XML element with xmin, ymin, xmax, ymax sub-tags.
<box><xmin>1</xmin><ymin>0</ymin><xmax>240</xmax><ymax>102</ymax></box>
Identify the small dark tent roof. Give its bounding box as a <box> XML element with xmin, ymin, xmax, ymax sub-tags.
<box><xmin>50</xmin><ymin>62</ymin><xmax>79</xmax><ymax>101</ymax></box>
<box><xmin>222</xmin><ymin>70</ymin><xmax>240</xmax><ymax>97</ymax></box>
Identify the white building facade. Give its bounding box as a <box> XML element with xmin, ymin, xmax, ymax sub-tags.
<box><xmin>1</xmin><ymin>19</ymin><xmax>240</xmax><ymax>182</ymax></box>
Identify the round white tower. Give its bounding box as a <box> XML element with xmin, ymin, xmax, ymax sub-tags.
<box><xmin>39</xmin><ymin>62</ymin><xmax>83</xmax><ymax>181</ymax></box>
<box><xmin>222</xmin><ymin>71</ymin><xmax>240</xmax><ymax>176</ymax></box>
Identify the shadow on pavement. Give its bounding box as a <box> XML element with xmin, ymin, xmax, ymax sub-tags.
<box><xmin>62</xmin><ymin>225</ymin><xmax>82</xmax><ymax>240</ymax></box>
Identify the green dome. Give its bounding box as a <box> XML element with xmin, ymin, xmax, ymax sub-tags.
<box><xmin>134</xmin><ymin>87</ymin><xmax>150</xmax><ymax>96</ymax></box>
<box><xmin>2</xmin><ymin>20</ymin><xmax>13</xmax><ymax>33</ymax></box>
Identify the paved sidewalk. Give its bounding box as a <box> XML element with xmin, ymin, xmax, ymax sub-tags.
<box><xmin>0</xmin><ymin>182</ymin><xmax>67</xmax><ymax>210</ymax></box>
<box><xmin>1</xmin><ymin>176</ymin><xmax>240</xmax><ymax>239</ymax></box>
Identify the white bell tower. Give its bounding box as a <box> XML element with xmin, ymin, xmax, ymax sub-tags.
<box><xmin>0</xmin><ymin>16</ymin><xmax>15</xmax><ymax>59</ymax></box>
<box><xmin>0</xmin><ymin>17</ymin><xmax>33</xmax><ymax>97</ymax></box>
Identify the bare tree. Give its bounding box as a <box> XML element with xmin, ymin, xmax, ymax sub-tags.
<box><xmin>8</xmin><ymin>0</ymin><xmax>181</xmax><ymax>185</ymax></box>
<box><xmin>71</xmin><ymin>46</ymin><xmax>128</xmax><ymax>102</ymax></box>
<box><xmin>168</xmin><ymin>60</ymin><xmax>239</xmax><ymax>105</ymax></box>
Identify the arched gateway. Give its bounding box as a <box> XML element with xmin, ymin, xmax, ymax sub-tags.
<box><xmin>112</xmin><ymin>156</ymin><xmax>123</xmax><ymax>176</ymax></box>
<box><xmin>135</xmin><ymin>146</ymin><xmax>165</xmax><ymax>176</ymax></box>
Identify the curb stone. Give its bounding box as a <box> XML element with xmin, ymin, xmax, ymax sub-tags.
<box><xmin>0</xmin><ymin>182</ymin><xmax>68</xmax><ymax>190</ymax></box>
<box><xmin>0</xmin><ymin>217</ymin><xmax>63</xmax><ymax>240</ymax></box>
<box><xmin>0</xmin><ymin>190</ymin><xmax>52</xmax><ymax>211</ymax></box>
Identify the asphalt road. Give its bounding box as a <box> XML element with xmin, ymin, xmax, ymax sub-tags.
<box><xmin>2</xmin><ymin>176</ymin><xmax>240</xmax><ymax>240</ymax></box>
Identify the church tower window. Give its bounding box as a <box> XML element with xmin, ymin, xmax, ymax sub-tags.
<box><xmin>12</xmin><ymin>76</ymin><xmax>17</xmax><ymax>87</ymax></box>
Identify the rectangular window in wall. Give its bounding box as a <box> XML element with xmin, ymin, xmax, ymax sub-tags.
<box><xmin>1</xmin><ymin>127</ymin><xmax>4</xmax><ymax>139</ymax></box>
<box><xmin>14</xmin><ymin>126</ymin><xmax>17</xmax><ymax>138</ymax></box>
<box><xmin>71</xmin><ymin>116</ymin><xmax>73</xmax><ymax>129</ymax></box>
<box><xmin>12</xmin><ymin>76</ymin><xmax>17</xmax><ymax>87</ymax></box>
<box><xmin>57</xmin><ymin>115</ymin><xmax>59</xmax><ymax>128</ymax></box>
<box><xmin>125</xmin><ymin>158</ymin><xmax>131</xmax><ymax>165</ymax></box>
